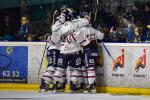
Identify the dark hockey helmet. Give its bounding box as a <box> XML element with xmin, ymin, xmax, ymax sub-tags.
<box><xmin>65</xmin><ymin>13</ymin><xmax>73</xmax><ymax>21</ymax></box>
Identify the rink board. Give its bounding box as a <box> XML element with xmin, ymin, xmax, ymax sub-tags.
<box><xmin>0</xmin><ymin>42</ymin><xmax>150</xmax><ymax>95</ymax></box>
<box><xmin>1</xmin><ymin>84</ymin><xmax>150</xmax><ymax>95</ymax></box>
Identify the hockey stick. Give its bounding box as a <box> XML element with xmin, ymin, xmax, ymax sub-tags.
<box><xmin>37</xmin><ymin>42</ymin><xmax>48</xmax><ymax>80</ymax></box>
<box><xmin>37</xmin><ymin>10</ymin><xmax>58</xmax><ymax>81</ymax></box>
<box><xmin>94</xmin><ymin>0</ymin><xmax>99</xmax><ymax>22</ymax></box>
<box><xmin>102</xmin><ymin>42</ymin><xmax>115</xmax><ymax>61</ymax></box>
<box><xmin>52</xmin><ymin>10</ymin><xmax>58</xmax><ymax>24</ymax></box>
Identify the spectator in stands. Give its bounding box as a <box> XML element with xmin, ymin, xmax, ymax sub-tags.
<box><xmin>36</xmin><ymin>24</ymin><xmax>50</xmax><ymax>41</ymax></box>
<box><xmin>18</xmin><ymin>16</ymin><xmax>35</xmax><ymax>41</ymax></box>
<box><xmin>0</xmin><ymin>24</ymin><xmax>2</xmax><ymax>40</ymax></box>
<box><xmin>135</xmin><ymin>20</ymin><xmax>145</xmax><ymax>42</ymax></box>
<box><xmin>119</xmin><ymin>12</ymin><xmax>139</xmax><ymax>42</ymax></box>
<box><xmin>36</xmin><ymin>10</ymin><xmax>52</xmax><ymax>40</ymax></box>
<box><xmin>108</xmin><ymin>0</ymin><xmax>120</xmax><ymax>15</ymax></box>
<box><xmin>142</xmin><ymin>4</ymin><xmax>150</xmax><ymax>25</ymax></box>
<box><xmin>101</xmin><ymin>25</ymin><xmax>112</xmax><ymax>42</ymax></box>
<box><xmin>109</xmin><ymin>26</ymin><xmax>126</xmax><ymax>43</ymax></box>
<box><xmin>146</xmin><ymin>21</ymin><xmax>150</xmax><ymax>41</ymax></box>
<box><xmin>1</xmin><ymin>16</ymin><xmax>15</xmax><ymax>41</ymax></box>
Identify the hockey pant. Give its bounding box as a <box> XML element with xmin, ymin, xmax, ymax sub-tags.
<box><xmin>83</xmin><ymin>48</ymin><xmax>98</xmax><ymax>85</ymax></box>
<box><xmin>41</xmin><ymin>49</ymin><xmax>60</xmax><ymax>85</ymax></box>
<box><xmin>54</xmin><ymin>51</ymin><xmax>82</xmax><ymax>86</ymax></box>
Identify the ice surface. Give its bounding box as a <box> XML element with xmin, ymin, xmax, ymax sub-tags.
<box><xmin>0</xmin><ymin>91</ymin><xmax>149</xmax><ymax>100</ymax></box>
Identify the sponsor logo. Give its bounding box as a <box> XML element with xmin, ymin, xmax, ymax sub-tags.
<box><xmin>112</xmin><ymin>49</ymin><xmax>125</xmax><ymax>72</ymax></box>
<box><xmin>135</xmin><ymin>49</ymin><xmax>146</xmax><ymax>72</ymax></box>
<box><xmin>6</xmin><ymin>47</ymin><xmax>13</xmax><ymax>55</ymax></box>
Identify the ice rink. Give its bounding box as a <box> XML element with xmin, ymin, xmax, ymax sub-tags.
<box><xmin>0</xmin><ymin>91</ymin><xmax>150</xmax><ymax>100</ymax></box>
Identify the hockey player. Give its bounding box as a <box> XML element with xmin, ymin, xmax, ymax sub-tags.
<box><xmin>74</xmin><ymin>4</ymin><xmax>104</xmax><ymax>92</ymax></box>
<box><xmin>66</xmin><ymin>26</ymin><xmax>104</xmax><ymax>93</ymax></box>
<box><xmin>52</xmin><ymin>15</ymin><xmax>84</xmax><ymax>92</ymax></box>
<box><xmin>39</xmin><ymin>9</ymin><xmax>67</xmax><ymax>92</ymax></box>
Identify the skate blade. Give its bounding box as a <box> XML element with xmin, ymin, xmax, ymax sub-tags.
<box><xmin>69</xmin><ymin>89</ymin><xmax>84</xmax><ymax>93</ymax></box>
<box><xmin>84</xmin><ymin>89</ymin><xmax>97</xmax><ymax>94</ymax></box>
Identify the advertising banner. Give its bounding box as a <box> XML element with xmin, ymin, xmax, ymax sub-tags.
<box><xmin>0</xmin><ymin>46</ymin><xmax>28</xmax><ymax>83</ymax></box>
<box><xmin>96</xmin><ymin>43</ymin><xmax>150</xmax><ymax>88</ymax></box>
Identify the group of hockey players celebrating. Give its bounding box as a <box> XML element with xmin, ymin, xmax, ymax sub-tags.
<box><xmin>39</xmin><ymin>5</ymin><xmax>104</xmax><ymax>93</ymax></box>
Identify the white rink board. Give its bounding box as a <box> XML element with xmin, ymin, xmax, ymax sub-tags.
<box><xmin>0</xmin><ymin>42</ymin><xmax>150</xmax><ymax>89</ymax></box>
<box><xmin>0</xmin><ymin>42</ymin><xmax>46</xmax><ymax>84</ymax></box>
<box><xmin>96</xmin><ymin>43</ymin><xmax>150</xmax><ymax>88</ymax></box>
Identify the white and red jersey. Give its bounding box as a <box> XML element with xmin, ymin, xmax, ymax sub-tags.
<box><xmin>66</xmin><ymin>26</ymin><xmax>104</xmax><ymax>46</ymax></box>
<box><xmin>72</xmin><ymin>17</ymin><xmax>90</xmax><ymax>29</ymax></box>
<box><xmin>47</xmin><ymin>17</ymin><xmax>90</xmax><ymax>52</ymax></box>
<box><xmin>58</xmin><ymin>17</ymin><xmax>90</xmax><ymax>36</ymax></box>
<box><xmin>47</xmin><ymin>36</ymin><xmax>61</xmax><ymax>50</ymax></box>
<box><xmin>47</xmin><ymin>20</ymin><xmax>62</xmax><ymax>50</ymax></box>
<box><xmin>59</xmin><ymin>21</ymin><xmax>82</xmax><ymax>54</ymax></box>
<box><xmin>60</xmin><ymin>42</ymin><xmax>82</xmax><ymax>54</ymax></box>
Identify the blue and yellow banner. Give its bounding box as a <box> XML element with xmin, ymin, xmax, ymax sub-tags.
<box><xmin>0</xmin><ymin>46</ymin><xmax>28</xmax><ymax>83</ymax></box>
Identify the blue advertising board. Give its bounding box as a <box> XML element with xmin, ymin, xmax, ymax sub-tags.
<box><xmin>0</xmin><ymin>46</ymin><xmax>28</xmax><ymax>83</ymax></box>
